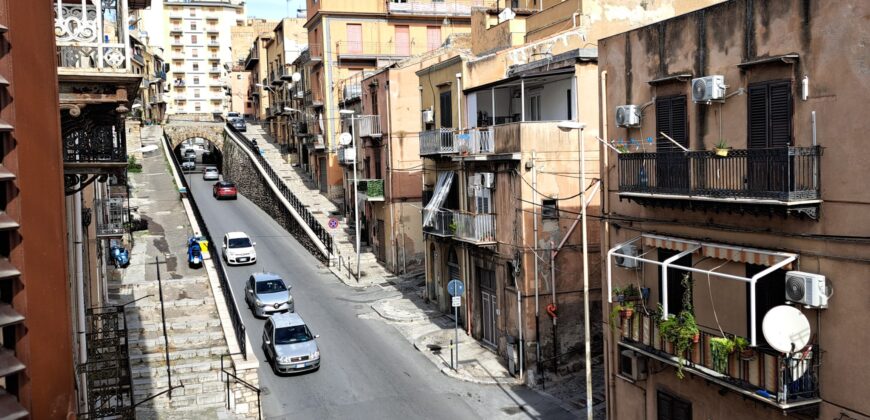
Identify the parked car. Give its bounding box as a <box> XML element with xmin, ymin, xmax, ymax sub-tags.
<box><xmin>230</xmin><ymin>118</ymin><xmax>246</xmax><ymax>132</ymax></box>
<box><xmin>245</xmin><ymin>272</ymin><xmax>294</xmax><ymax>318</ymax></box>
<box><xmin>202</xmin><ymin>166</ymin><xmax>220</xmax><ymax>180</ymax></box>
<box><xmin>181</xmin><ymin>157</ymin><xmax>196</xmax><ymax>172</ymax></box>
<box><xmin>262</xmin><ymin>312</ymin><xmax>320</xmax><ymax>374</ymax></box>
<box><xmin>212</xmin><ymin>180</ymin><xmax>237</xmax><ymax>200</ymax></box>
<box><xmin>183</xmin><ymin>148</ymin><xmax>197</xmax><ymax>160</ymax></box>
<box><xmin>222</xmin><ymin>231</ymin><xmax>256</xmax><ymax>265</ymax></box>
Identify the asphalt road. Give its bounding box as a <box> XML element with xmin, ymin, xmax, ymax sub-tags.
<box><xmin>187</xmin><ymin>172</ymin><xmax>575</xmax><ymax>420</ymax></box>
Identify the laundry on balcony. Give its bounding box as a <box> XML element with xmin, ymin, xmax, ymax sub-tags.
<box><xmin>422</xmin><ymin>171</ymin><xmax>454</xmax><ymax>227</ymax></box>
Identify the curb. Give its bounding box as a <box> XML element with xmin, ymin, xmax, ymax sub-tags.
<box><xmin>529</xmin><ymin>387</ymin><xmax>585</xmax><ymax>418</ymax></box>
<box><xmin>412</xmin><ymin>335</ymin><xmax>519</xmax><ymax>386</ymax></box>
<box><xmin>370</xmin><ymin>298</ymin><xmax>434</xmax><ymax>323</ymax></box>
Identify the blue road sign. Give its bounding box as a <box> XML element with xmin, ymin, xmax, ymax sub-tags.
<box><xmin>447</xmin><ymin>279</ymin><xmax>465</xmax><ymax>297</ymax></box>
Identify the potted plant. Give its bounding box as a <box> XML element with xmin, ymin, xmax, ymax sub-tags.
<box><xmin>448</xmin><ymin>222</ymin><xmax>457</xmax><ymax>234</ymax></box>
<box><xmin>658</xmin><ymin>310</ymin><xmax>700</xmax><ymax>379</ymax></box>
<box><xmin>714</xmin><ymin>139</ymin><xmax>730</xmax><ymax>157</ymax></box>
<box><xmin>609</xmin><ymin>300</ymin><xmax>635</xmax><ymax>331</ymax></box>
<box><xmin>733</xmin><ymin>336</ymin><xmax>755</xmax><ymax>360</ymax></box>
<box><xmin>709</xmin><ymin>336</ymin><xmax>735</xmax><ymax>374</ymax></box>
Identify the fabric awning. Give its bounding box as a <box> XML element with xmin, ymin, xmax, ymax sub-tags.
<box><xmin>641</xmin><ymin>234</ymin><xmax>794</xmax><ymax>269</ymax></box>
<box><xmin>422</xmin><ymin>171</ymin><xmax>454</xmax><ymax>227</ymax></box>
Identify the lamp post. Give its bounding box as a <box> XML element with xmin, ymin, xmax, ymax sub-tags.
<box><xmin>556</xmin><ymin>120</ymin><xmax>592</xmax><ymax>420</ymax></box>
<box><xmin>339</xmin><ymin>109</ymin><xmax>361</xmax><ymax>280</ymax></box>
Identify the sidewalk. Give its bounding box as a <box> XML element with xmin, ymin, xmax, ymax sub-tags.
<box><xmin>240</xmin><ymin>123</ymin><xmax>597</xmax><ymax>417</ymax></box>
<box><xmin>113</xmin><ymin>124</ymin><xmax>234</xmax><ymax>418</ymax></box>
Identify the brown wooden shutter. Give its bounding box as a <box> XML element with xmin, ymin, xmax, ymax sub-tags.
<box><xmin>748</xmin><ymin>84</ymin><xmax>768</xmax><ymax>149</ymax></box>
<box><xmin>768</xmin><ymin>81</ymin><xmax>792</xmax><ymax>147</ymax></box>
<box><xmin>655</xmin><ymin>95</ymin><xmax>688</xmax><ymax>151</ymax></box>
<box><xmin>748</xmin><ymin>80</ymin><xmax>792</xmax><ymax>149</ymax></box>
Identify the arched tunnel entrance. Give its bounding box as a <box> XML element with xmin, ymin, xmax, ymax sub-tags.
<box><xmin>174</xmin><ymin>137</ymin><xmax>224</xmax><ymax>174</ymax></box>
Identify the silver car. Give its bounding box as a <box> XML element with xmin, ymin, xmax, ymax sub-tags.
<box><xmin>262</xmin><ymin>312</ymin><xmax>320</xmax><ymax>374</ymax></box>
<box><xmin>245</xmin><ymin>272</ymin><xmax>293</xmax><ymax>317</ymax></box>
<box><xmin>202</xmin><ymin>166</ymin><xmax>220</xmax><ymax>180</ymax></box>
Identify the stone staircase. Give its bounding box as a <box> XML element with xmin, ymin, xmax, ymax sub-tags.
<box><xmin>244</xmin><ymin>124</ymin><xmax>394</xmax><ymax>285</ymax></box>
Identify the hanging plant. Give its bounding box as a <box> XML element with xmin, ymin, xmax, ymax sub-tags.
<box><xmin>709</xmin><ymin>337</ymin><xmax>735</xmax><ymax>374</ymax></box>
<box><xmin>657</xmin><ymin>273</ymin><xmax>699</xmax><ymax>379</ymax></box>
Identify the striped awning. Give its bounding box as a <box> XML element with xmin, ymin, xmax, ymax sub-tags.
<box><xmin>642</xmin><ymin>234</ymin><xmax>794</xmax><ymax>270</ymax></box>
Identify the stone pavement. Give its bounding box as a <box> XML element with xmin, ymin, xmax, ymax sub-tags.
<box><xmin>240</xmin><ymin>123</ymin><xmax>599</xmax><ymax>417</ymax></box>
<box><xmin>112</xmin><ymin>124</ymin><xmax>234</xmax><ymax>419</ymax></box>
<box><xmin>241</xmin><ymin>124</ymin><xmax>393</xmax><ymax>288</ymax></box>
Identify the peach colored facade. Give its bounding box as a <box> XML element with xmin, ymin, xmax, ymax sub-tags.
<box><xmin>599</xmin><ymin>1</ymin><xmax>870</xmax><ymax>419</ymax></box>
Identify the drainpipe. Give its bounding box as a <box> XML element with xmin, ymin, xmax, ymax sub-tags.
<box><xmin>385</xmin><ymin>79</ymin><xmax>398</xmax><ymax>273</ymax></box>
<box><xmin>74</xmin><ymin>192</ymin><xmax>88</xmax><ymax>412</ymax></box>
<box><xmin>520</xmin><ymin>79</ymin><xmax>525</xmax><ymax>122</ymax></box>
<box><xmin>531</xmin><ymin>152</ymin><xmax>541</xmax><ymax>371</ymax></box>
<box><xmin>455</xmin><ymin>73</ymin><xmax>462</xmax><ymax>131</ymax></box>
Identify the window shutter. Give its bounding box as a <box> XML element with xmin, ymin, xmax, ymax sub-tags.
<box><xmin>768</xmin><ymin>81</ymin><xmax>792</xmax><ymax>148</ymax></box>
<box><xmin>655</xmin><ymin>96</ymin><xmax>688</xmax><ymax>151</ymax></box>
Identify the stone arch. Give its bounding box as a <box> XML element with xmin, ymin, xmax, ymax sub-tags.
<box><xmin>163</xmin><ymin>123</ymin><xmax>226</xmax><ymax>152</ymax></box>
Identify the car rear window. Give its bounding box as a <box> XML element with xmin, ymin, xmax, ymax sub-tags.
<box><xmin>256</xmin><ymin>279</ymin><xmax>287</xmax><ymax>294</ymax></box>
<box><xmin>228</xmin><ymin>237</ymin><xmax>252</xmax><ymax>248</ymax></box>
<box><xmin>205</xmin><ymin>168</ymin><xmax>218</xmax><ymax>173</ymax></box>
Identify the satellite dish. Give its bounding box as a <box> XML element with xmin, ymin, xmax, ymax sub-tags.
<box><xmin>339</xmin><ymin>132</ymin><xmax>353</xmax><ymax>146</ymax></box>
<box><xmin>292</xmin><ymin>72</ymin><xmax>301</xmax><ymax>82</ymax></box>
<box><xmin>762</xmin><ymin>305</ymin><xmax>811</xmax><ymax>354</ymax></box>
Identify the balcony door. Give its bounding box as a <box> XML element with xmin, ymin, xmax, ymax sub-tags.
<box><xmin>654</xmin><ymin>95</ymin><xmax>688</xmax><ymax>193</ymax></box>
<box><xmin>478</xmin><ymin>266</ymin><xmax>497</xmax><ymax>347</ymax></box>
<box><xmin>427</xmin><ymin>26</ymin><xmax>441</xmax><ymax>51</ymax></box>
<box><xmin>657</xmin><ymin>249</ymin><xmax>691</xmax><ymax>316</ymax></box>
<box><xmin>745</xmin><ymin>264</ymin><xmax>786</xmax><ymax>348</ymax></box>
<box><xmin>346</xmin><ymin>24</ymin><xmax>362</xmax><ymax>54</ymax></box>
<box><xmin>395</xmin><ymin>25</ymin><xmax>410</xmax><ymax>56</ymax></box>
<box><xmin>747</xmin><ymin>80</ymin><xmax>792</xmax><ymax>196</ymax></box>
<box><xmin>439</xmin><ymin>90</ymin><xmax>452</xmax><ymax>128</ymax></box>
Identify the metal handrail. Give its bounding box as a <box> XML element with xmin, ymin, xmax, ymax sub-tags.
<box><xmin>221</xmin><ymin>353</ymin><xmax>261</xmax><ymax>420</ymax></box>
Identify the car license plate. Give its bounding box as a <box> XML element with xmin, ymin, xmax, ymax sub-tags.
<box><xmin>295</xmin><ymin>363</ymin><xmax>306</xmax><ymax>369</ymax></box>
<box><xmin>238</xmin><ymin>257</ymin><xmax>248</xmax><ymax>262</ymax></box>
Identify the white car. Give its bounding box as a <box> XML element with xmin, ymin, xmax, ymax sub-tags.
<box><xmin>203</xmin><ymin>166</ymin><xmax>220</xmax><ymax>180</ymax></box>
<box><xmin>222</xmin><ymin>232</ymin><xmax>257</xmax><ymax>265</ymax></box>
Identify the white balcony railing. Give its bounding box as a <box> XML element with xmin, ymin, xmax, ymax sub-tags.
<box><xmin>420</xmin><ymin>128</ymin><xmax>456</xmax><ymax>155</ymax></box>
<box><xmin>456</xmin><ymin>127</ymin><xmax>494</xmax><ymax>154</ymax></box>
<box><xmin>387</xmin><ymin>0</ymin><xmax>493</xmax><ymax>16</ymax></box>
<box><xmin>338</xmin><ymin>147</ymin><xmax>356</xmax><ymax>165</ymax></box>
<box><xmin>55</xmin><ymin>0</ymin><xmax>132</xmax><ymax>72</ymax></box>
<box><xmin>452</xmin><ymin>211</ymin><xmax>496</xmax><ymax>244</ymax></box>
<box><xmin>422</xmin><ymin>209</ymin><xmax>454</xmax><ymax>236</ymax></box>
<box><xmin>95</xmin><ymin>198</ymin><xmax>126</xmax><ymax>237</ymax></box>
<box><xmin>357</xmin><ymin>115</ymin><xmax>381</xmax><ymax>137</ymax></box>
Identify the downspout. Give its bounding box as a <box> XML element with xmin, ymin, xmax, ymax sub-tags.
<box><xmin>531</xmin><ymin>152</ymin><xmax>540</xmax><ymax>370</ymax></box>
<box><xmin>456</xmin><ymin>73</ymin><xmax>462</xmax><ymax>130</ymax></box>
<box><xmin>600</xmin><ymin>68</ymin><xmax>617</xmax><ymax>420</ymax></box>
<box><xmin>74</xmin><ymin>192</ymin><xmax>88</xmax><ymax>412</ymax></box>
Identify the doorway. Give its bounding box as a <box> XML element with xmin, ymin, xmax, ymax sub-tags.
<box><xmin>478</xmin><ymin>266</ymin><xmax>497</xmax><ymax>347</ymax></box>
<box><xmin>318</xmin><ymin>156</ymin><xmax>327</xmax><ymax>193</ymax></box>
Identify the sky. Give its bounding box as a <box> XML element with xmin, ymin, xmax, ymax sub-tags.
<box><xmin>245</xmin><ymin>0</ymin><xmax>305</xmax><ymax>19</ymax></box>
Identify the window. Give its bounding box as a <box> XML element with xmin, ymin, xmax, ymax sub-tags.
<box><xmin>192</xmin><ymin>49</ymin><xmax>198</xmax><ymax>57</ymax></box>
<box><xmin>529</xmin><ymin>94</ymin><xmax>541</xmax><ymax>121</ymax></box>
<box><xmin>655</xmin><ymin>95</ymin><xmax>688</xmax><ymax>190</ymax></box>
<box><xmin>439</xmin><ymin>90</ymin><xmax>452</xmax><ymax>128</ymax></box>
<box><xmin>746</xmin><ymin>265</ymin><xmax>786</xmax><ymax>347</ymax></box>
<box><xmin>190</xmin><ymin>22</ymin><xmax>197</xmax><ymax>31</ymax></box>
<box><xmin>657</xmin><ymin>249</ymin><xmax>691</xmax><ymax>316</ymax></box>
<box><xmin>195</xmin><ymin>104</ymin><xmax>201</xmax><ymax>111</ymax></box>
<box><xmin>193</xmin><ymin>76</ymin><xmax>199</xmax><ymax>84</ymax></box>
<box><xmin>747</xmin><ymin>80</ymin><xmax>792</xmax><ymax>192</ymax></box>
<box><xmin>567</xmin><ymin>89</ymin><xmax>572</xmax><ymax>119</ymax></box>
<box><xmin>427</xmin><ymin>26</ymin><xmax>441</xmax><ymax>51</ymax></box>
<box><xmin>189</xmin><ymin>8</ymin><xmax>196</xmax><ymax>16</ymax></box>
<box><xmin>194</xmin><ymin>89</ymin><xmax>201</xmax><ymax>98</ymax></box>
<box><xmin>192</xmin><ymin>63</ymin><xmax>199</xmax><ymax>71</ymax></box>
<box><xmin>395</xmin><ymin>25</ymin><xmax>410</xmax><ymax>55</ymax></box>
<box><xmin>191</xmin><ymin>35</ymin><xmax>198</xmax><ymax>44</ymax></box>
<box><xmin>346</xmin><ymin>24</ymin><xmax>362</xmax><ymax>54</ymax></box>
<box><xmin>541</xmin><ymin>199</ymin><xmax>559</xmax><ymax>219</ymax></box>
<box><xmin>657</xmin><ymin>390</ymin><xmax>691</xmax><ymax>420</ymax></box>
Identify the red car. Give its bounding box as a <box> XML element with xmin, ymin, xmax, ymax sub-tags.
<box><xmin>213</xmin><ymin>181</ymin><xmax>238</xmax><ymax>200</ymax></box>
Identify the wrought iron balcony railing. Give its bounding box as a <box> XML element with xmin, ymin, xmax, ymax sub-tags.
<box><xmin>358</xmin><ymin>179</ymin><xmax>385</xmax><ymax>201</ymax></box>
<box><xmin>54</xmin><ymin>0</ymin><xmax>132</xmax><ymax>73</ymax></box>
<box><xmin>619</xmin><ymin>310</ymin><xmax>821</xmax><ymax>410</ymax></box>
<box><xmin>62</xmin><ymin>107</ymin><xmax>128</xmax><ymax>167</ymax></box>
<box><xmin>422</xmin><ymin>209</ymin><xmax>454</xmax><ymax>237</ymax></box>
<box><xmin>455</xmin><ymin>127</ymin><xmax>494</xmax><ymax>155</ymax></box>
<box><xmin>420</xmin><ymin>128</ymin><xmax>455</xmax><ymax>156</ymax></box>
<box><xmin>452</xmin><ymin>211</ymin><xmax>495</xmax><ymax>244</ymax></box>
<box><xmin>95</xmin><ymin>198</ymin><xmax>126</xmax><ymax>237</ymax></box>
<box><xmin>357</xmin><ymin>115</ymin><xmax>382</xmax><ymax>138</ymax></box>
<box><xmin>618</xmin><ymin>146</ymin><xmax>821</xmax><ymax>204</ymax></box>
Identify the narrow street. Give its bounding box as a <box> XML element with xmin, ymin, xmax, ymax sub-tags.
<box><xmin>186</xmin><ymin>173</ymin><xmax>576</xmax><ymax>419</ymax></box>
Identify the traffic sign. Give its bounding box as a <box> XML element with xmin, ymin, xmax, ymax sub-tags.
<box><xmin>447</xmin><ymin>279</ymin><xmax>465</xmax><ymax>297</ymax></box>
<box><xmin>452</xmin><ymin>296</ymin><xmax>461</xmax><ymax>307</ymax></box>
<box><xmin>328</xmin><ymin>217</ymin><xmax>339</xmax><ymax>229</ymax></box>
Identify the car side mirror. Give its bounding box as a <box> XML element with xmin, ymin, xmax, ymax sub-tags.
<box><xmin>252</xmin><ymin>242</ymin><xmax>256</xmax><ymax>246</ymax></box>
<box><xmin>287</xmin><ymin>285</ymin><xmax>292</xmax><ymax>290</ymax></box>
<box><xmin>222</xmin><ymin>244</ymin><xmax>226</xmax><ymax>249</ymax></box>
<box><xmin>264</xmin><ymin>339</ymin><xmax>271</xmax><ymax>345</ymax></box>
<box><xmin>315</xmin><ymin>334</ymin><xmax>320</xmax><ymax>339</ymax></box>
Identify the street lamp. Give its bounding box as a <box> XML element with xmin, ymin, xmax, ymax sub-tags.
<box><xmin>339</xmin><ymin>109</ymin><xmax>361</xmax><ymax>280</ymax></box>
<box><xmin>556</xmin><ymin>120</ymin><xmax>593</xmax><ymax>420</ymax></box>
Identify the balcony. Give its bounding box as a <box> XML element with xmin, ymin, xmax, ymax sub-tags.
<box><xmin>420</xmin><ymin>128</ymin><xmax>455</xmax><ymax>156</ymax></box>
<box><xmin>208</xmin><ymin>40</ymin><xmax>220</xmax><ymax>47</ymax></box>
<box><xmin>170</xmin><ymin>26</ymin><xmax>183</xmax><ymax>34</ymax></box>
<box><xmin>244</xmin><ymin>49</ymin><xmax>259</xmax><ymax>70</ymax></box>
<box><xmin>422</xmin><ymin>209</ymin><xmax>453</xmax><ymax>237</ymax></box>
<box><xmin>209</xmin><ymin>67</ymin><xmax>222</xmax><ymax>74</ymax></box>
<box><xmin>207</xmin><ymin>27</ymin><xmax>219</xmax><ymax>34</ymax></box>
<box><xmin>54</xmin><ymin>0</ymin><xmax>132</xmax><ymax>74</ymax></box>
<box><xmin>337</xmin><ymin>147</ymin><xmax>356</xmax><ymax>165</ymax></box>
<box><xmin>62</xmin><ymin>109</ymin><xmax>127</xmax><ymax>170</ymax></box>
<box><xmin>455</xmin><ymin>127</ymin><xmax>494</xmax><ymax>155</ymax></box>
<box><xmin>171</xmin><ymin>39</ymin><xmax>184</xmax><ymax>46</ymax></box>
<box><xmin>95</xmin><ymin>198</ymin><xmax>126</xmax><ymax>237</ymax></box>
<box><xmin>619</xmin><ymin>310</ymin><xmax>821</xmax><ymax>411</ymax></box>
<box><xmin>209</xmin><ymin>55</ymin><xmax>220</xmax><ymax>61</ymax></box>
<box><xmin>387</xmin><ymin>0</ymin><xmax>495</xmax><ymax>16</ymax></box>
<box><xmin>452</xmin><ymin>211</ymin><xmax>495</xmax><ymax>244</ymax></box>
<box><xmin>295</xmin><ymin>121</ymin><xmax>309</xmax><ymax>135</ymax></box>
<box><xmin>335</xmin><ymin>41</ymin><xmax>428</xmax><ymax>59</ymax></box>
<box><xmin>617</xmin><ymin>146</ymin><xmax>822</xmax><ymax>216</ymax></box>
<box><xmin>358</xmin><ymin>179</ymin><xmax>385</xmax><ymax>202</ymax></box>
<box><xmin>357</xmin><ymin>115</ymin><xmax>382</xmax><ymax>138</ymax></box>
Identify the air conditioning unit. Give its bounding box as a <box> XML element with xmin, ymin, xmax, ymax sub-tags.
<box><xmin>692</xmin><ymin>75</ymin><xmax>726</xmax><ymax>103</ymax></box>
<box><xmin>422</xmin><ymin>109</ymin><xmax>434</xmax><ymax>123</ymax></box>
<box><xmin>614</xmin><ymin>244</ymin><xmax>639</xmax><ymax>269</ymax></box>
<box><xmin>618</xmin><ymin>346</ymin><xmax>647</xmax><ymax>381</ymax></box>
<box><xmin>785</xmin><ymin>271</ymin><xmax>829</xmax><ymax>308</ymax></box>
<box><xmin>615</xmin><ymin>105</ymin><xmax>640</xmax><ymax>128</ymax></box>
<box><xmin>481</xmin><ymin>172</ymin><xmax>495</xmax><ymax>189</ymax></box>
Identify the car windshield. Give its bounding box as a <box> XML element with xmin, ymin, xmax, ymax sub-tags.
<box><xmin>256</xmin><ymin>279</ymin><xmax>287</xmax><ymax>294</ymax></box>
<box><xmin>228</xmin><ymin>237</ymin><xmax>252</xmax><ymax>248</ymax></box>
<box><xmin>274</xmin><ymin>325</ymin><xmax>313</xmax><ymax>345</ymax></box>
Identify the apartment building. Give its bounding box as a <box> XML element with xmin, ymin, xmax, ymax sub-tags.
<box><xmin>231</xmin><ymin>19</ymin><xmax>280</xmax><ymax>116</ymax></box>
<box><xmin>600</xmin><ymin>1</ymin><xmax>869</xmax><ymax>419</ymax></box>
<box><xmin>415</xmin><ymin>0</ymin><xmax>724</xmax><ymax>378</ymax></box>
<box><xmin>55</xmin><ymin>0</ymin><xmax>147</xmax><ymax>416</ymax></box>
<box><xmin>245</xmin><ymin>32</ymin><xmax>275</xmax><ymax>120</ymax></box>
<box><xmin>302</xmin><ymin>0</ymin><xmax>484</xmax><ymax>204</ymax></box>
<box><xmin>0</xmin><ymin>1</ymin><xmax>77</xmax><ymax>418</ymax></box>
<box><xmin>164</xmin><ymin>0</ymin><xmax>246</xmax><ymax>116</ymax></box>
<box><xmin>263</xmin><ymin>18</ymin><xmax>307</xmax><ymax>147</ymax></box>
<box><xmin>131</xmin><ymin>35</ymin><xmax>169</xmax><ymax>123</ymax></box>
